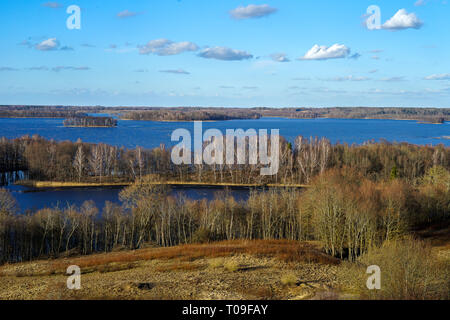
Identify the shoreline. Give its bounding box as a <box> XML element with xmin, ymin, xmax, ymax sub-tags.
<box><xmin>16</xmin><ymin>180</ymin><xmax>309</xmax><ymax>189</ymax></box>
<box><xmin>0</xmin><ymin>116</ymin><xmax>446</xmax><ymax>124</ymax></box>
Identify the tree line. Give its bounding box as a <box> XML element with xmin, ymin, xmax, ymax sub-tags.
<box><xmin>63</xmin><ymin>117</ymin><xmax>118</xmax><ymax>128</ymax></box>
<box><xmin>1</xmin><ymin>106</ymin><xmax>448</xmax><ymax>123</ymax></box>
<box><xmin>120</xmin><ymin>110</ymin><xmax>261</xmax><ymax>121</ymax></box>
<box><xmin>0</xmin><ymin>135</ymin><xmax>448</xmax><ymax>185</ymax></box>
<box><xmin>0</xmin><ymin>165</ymin><xmax>448</xmax><ymax>264</ymax></box>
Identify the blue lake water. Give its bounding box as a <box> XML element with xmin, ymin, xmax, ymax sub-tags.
<box><xmin>0</xmin><ymin>116</ymin><xmax>448</xmax><ymax>212</ymax></box>
<box><xmin>0</xmin><ymin>117</ymin><xmax>448</xmax><ymax>149</ymax></box>
<box><xmin>6</xmin><ymin>184</ymin><xmax>250</xmax><ymax>213</ymax></box>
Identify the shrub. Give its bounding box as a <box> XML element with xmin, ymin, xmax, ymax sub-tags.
<box><xmin>208</xmin><ymin>258</ymin><xmax>224</xmax><ymax>269</ymax></box>
<box><xmin>341</xmin><ymin>239</ymin><xmax>449</xmax><ymax>300</ymax></box>
<box><xmin>224</xmin><ymin>260</ymin><xmax>240</xmax><ymax>272</ymax></box>
<box><xmin>281</xmin><ymin>273</ymin><xmax>298</xmax><ymax>287</ymax></box>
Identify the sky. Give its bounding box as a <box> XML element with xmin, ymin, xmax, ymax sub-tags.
<box><xmin>0</xmin><ymin>0</ymin><xmax>449</xmax><ymax>108</ymax></box>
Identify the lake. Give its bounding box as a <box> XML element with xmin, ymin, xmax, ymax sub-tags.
<box><xmin>0</xmin><ymin>117</ymin><xmax>448</xmax><ymax>149</ymax></box>
<box><xmin>0</xmin><ymin>116</ymin><xmax>448</xmax><ymax>212</ymax></box>
<box><xmin>5</xmin><ymin>184</ymin><xmax>251</xmax><ymax>213</ymax></box>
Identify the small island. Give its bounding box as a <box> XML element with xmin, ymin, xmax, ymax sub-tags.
<box><xmin>63</xmin><ymin>116</ymin><xmax>118</xmax><ymax>127</ymax></box>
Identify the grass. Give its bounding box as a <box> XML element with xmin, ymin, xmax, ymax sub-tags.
<box><xmin>0</xmin><ymin>240</ymin><xmax>338</xmax><ymax>278</ymax></box>
<box><xmin>155</xmin><ymin>262</ymin><xmax>204</xmax><ymax>272</ymax></box>
<box><xmin>18</xmin><ymin>180</ymin><xmax>309</xmax><ymax>189</ymax></box>
<box><xmin>281</xmin><ymin>274</ymin><xmax>298</xmax><ymax>287</ymax></box>
<box><xmin>238</xmin><ymin>286</ymin><xmax>278</xmax><ymax>300</ymax></box>
<box><xmin>223</xmin><ymin>260</ymin><xmax>240</xmax><ymax>272</ymax></box>
<box><xmin>208</xmin><ymin>258</ymin><xmax>224</xmax><ymax>269</ymax></box>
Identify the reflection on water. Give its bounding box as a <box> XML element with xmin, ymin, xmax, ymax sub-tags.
<box><xmin>5</xmin><ymin>185</ymin><xmax>251</xmax><ymax>213</ymax></box>
<box><xmin>0</xmin><ymin>171</ymin><xmax>27</xmax><ymax>187</ymax></box>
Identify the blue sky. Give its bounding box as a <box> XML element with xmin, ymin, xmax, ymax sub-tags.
<box><xmin>0</xmin><ymin>0</ymin><xmax>449</xmax><ymax>107</ymax></box>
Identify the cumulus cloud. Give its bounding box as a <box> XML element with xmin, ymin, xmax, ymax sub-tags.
<box><xmin>424</xmin><ymin>73</ymin><xmax>450</xmax><ymax>80</ymax></box>
<box><xmin>117</xmin><ymin>10</ymin><xmax>140</xmax><ymax>18</ymax></box>
<box><xmin>300</xmin><ymin>44</ymin><xmax>351</xmax><ymax>61</ymax></box>
<box><xmin>35</xmin><ymin>38</ymin><xmax>60</xmax><ymax>51</ymax></box>
<box><xmin>198</xmin><ymin>47</ymin><xmax>253</xmax><ymax>61</ymax></box>
<box><xmin>159</xmin><ymin>69</ymin><xmax>190</xmax><ymax>75</ymax></box>
<box><xmin>42</xmin><ymin>2</ymin><xmax>62</xmax><ymax>9</ymax></box>
<box><xmin>270</xmin><ymin>53</ymin><xmax>290</xmax><ymax>62</ymax></box>
<box><xmin>229</xmin><ymin>4</ymin><xmax>277</xmax><ymax>20</ymax></box>
<box><xmin>382</xmin><ymin>9</ymin><xmax>423</xmax><ymax>30</ymax></box>
<box><xmin>138</xmin><ymin>39</ymin><xmax>199</xmax><ymax>56</ymax></box>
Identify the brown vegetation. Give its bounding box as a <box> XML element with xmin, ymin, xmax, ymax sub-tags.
<box><xmin>340</xmin><ymin>239</ymin><xmax>449</xmax><ymax>300</ymax></box>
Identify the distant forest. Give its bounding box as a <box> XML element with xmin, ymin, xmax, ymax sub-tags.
<box><xmin>120</xmin><ymin>109</ymin><xmax>261</xmax><ymax>121</ymax></box>
<box><xmin>63</xmin><ymin>117</ymin><xmax>117</xmax><ymax>127</ymax></box>
<box><xmin>0</xmin><ymin>106</ymin><xmax>448</xmax><ymax>123</ymax></box>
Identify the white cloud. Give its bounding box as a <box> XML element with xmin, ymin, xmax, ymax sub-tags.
<box><xmin>52</xmin><ymin>66</ymin><xmax>90</xmax><ymax>72</ymax></box>
<box><xmin>382</xmin><ymin>9</ymin><xmax>423</xmax><ymax>30</ymax></box>
<box><xmin>325</xmin><ymin>75</ymin><xmax>371</xmax><ymax>82</ymax></box>
<box><xmin>270</xmin><ymin>53</ymin><xmax>290</xmax><ymax>62</ymax></box>
<box><xmin>424</xmin><ymin>73</ymin><xmax>450</xmax><ymax>80</ymax></box>
<box><xmin>380</xmin><ymin>76</ymin><xmax>406</xmax><ymax>82</ymax></box>
<box><xmin>117</xmin><ymin>10</ymin><xmax>140</xmax><ymax>18</ymax></box>
<box><xmin>0</xmin><ymin>67</ymin><xmax>19</xmax><ymax>71</ymax></box>
<box><xmin>198</xmin><ymin>47</ymin><xmax>253</xmax><ymax>61</ymax></box>
<box><xmin>292</xmin><ymin>77</ymin><xmax>311</xmax><ymax>81</ymax></box>
<box><xmin>414</xmin><ymin>0</ymin><xmax>427</xmax><ymax>6</ymax></box>
<box><xmin>42</xmin><ymin>2</ymin><xmax>62</xmax><ymax>9</ymax></box>
<box><xmin>300</xmin><ymin>44</ymin><xmax>350</xmax><ymax>61</ymax></box>
<box><xmin>229</xmin><ymin>4</ymin><xmax>277</xmax><ymax>20</ymax></box>
<box><xmin>35</xmin><ymin>38</ymin><xmax>60</xmax><ymax>51</ymax></box>
<box><xmin>159</xmin><ymin>69</ymin><xmax>190</xmax><ymax>75</ymax></box>
<box><xmin>138</xmin><ymin>39</ymin><xmax>199</xmax><ymax>56</ymax></box>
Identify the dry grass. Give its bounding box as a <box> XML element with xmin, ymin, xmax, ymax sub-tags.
<box><xmin>0</xmin><ymin>240</ymin><xmax>339</xmax><ymax>279</ymax></box>
<box><xmin>281</xmin><ymin>273</ymin><xmax>298</xmax><ymax>287</ymax></box>
<box><xmin>42</xmin><ymin>240</ymin><xmax>338</xmax><ymax>274</ymax></box>
<box><xmin>208</xmin><ymin>258</ymin><xmax>224</xmax><ymax>269</ymax></box>
<box><xmin>155</xmin><ymin>262</ymin><xmax>204</xmax><ymax>272</ymax></box>
<box><xmin>238</xmin><ymin>285</ymin><xmax>278</xmax><ymax>300</ymax></box>
<box><xmin>223</xmin><ymin>260</ymin><xmax>240</xmax><ymax>272</ymax></box>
